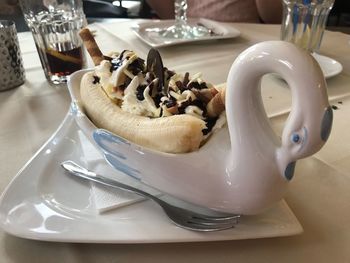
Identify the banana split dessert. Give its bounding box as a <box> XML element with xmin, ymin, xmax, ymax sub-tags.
<box><xmin>79</xmin><ymin>28</ymin><xmax>226</xmax><ymax>153</ymax></box>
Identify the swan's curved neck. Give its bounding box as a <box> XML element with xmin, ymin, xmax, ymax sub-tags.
<box><xmin>225</xmin><ymin>41</ymin><xmax>329</xmax><ymax>164</ymax></box>
<box><xmin>226</xmin><ymin>57</ymin><xmax>279</xmax><ymax>157</ymax></box>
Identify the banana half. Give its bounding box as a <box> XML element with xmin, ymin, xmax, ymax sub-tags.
<box><xmin>80</xmin><ymin>72</ymin><xmax>207</xmax><ymax>153</ymax></box>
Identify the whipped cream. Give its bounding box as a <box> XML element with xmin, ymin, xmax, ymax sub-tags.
<box><xmin>122</xmin><ymin>75</ymin><xmax>160</xmax><ymax>117</ymax></box>
<box><xmin>92</xmin><ymin>50</ymin><xmax>226</xmax><ymax>136</ymax></box>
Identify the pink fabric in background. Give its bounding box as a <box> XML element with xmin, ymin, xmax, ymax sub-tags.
<box><xmin>187</xmin><ymin>0</ymin><xmax>260</xmax><ymax>22</ymax></box>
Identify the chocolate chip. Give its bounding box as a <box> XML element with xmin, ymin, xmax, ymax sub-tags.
<box><xmin>111</xmin><ymin>50</ymin><xmax>137</xmax><ymax>72</ymax></box>
<box><xmin>183</xmin><ymin>72</ymin><xmax>190</xmax><ymax>86</ymax></box>
<box><xmin>331</xmin><ymin>105</ymin><xmax>339</xmax><ymax>110</ymax></box>
<box><xmin>178</xmin><ymin>99</ymin><xmax>192</xmax><ymax>114</ymax></box>
<box><xmin>202</xmin><ymin>117</ymin><xmax>218</xmax><ymax>135</ymax></box>
<box><xmin>191</xmin><ymin>99</ymin><xmax>207</xmax><ymax>114</ymax></box>
<box><xmin>92</xmin><ymin>76</ymin><xmax>100</xmax><ymax>84</ymax></box>
<box><xmin>153</xmin><ymin>94</ymin><xmax>163</xmax><ymax>107</ymax></box>
<box><xmin>187</xmin><ymin>81</ymin><xmax>200</xmax><ymax>90</ymax></box>
<box><xmin>192</xmin><ymin>89</ymin><xmax>213</xmax><ymax>104</ymax></box>
<box><xmin>129</xmin><ymin>57</ymin><xmax>145</xmax><ymax>75</ymax></box>
<box><xmin>118</xmin><ymin>50</ymin><xmax>128</xmax><ymax>60</ymax></box>
<box><xmin>200</xmin><ymin>82</ymin><xmax>207</xmax><ymax>89</ymax></box>
<box><xmin>136</xmin><ymin>85</ymin><xmax>146</xmax><ymax>101</ymax></box>
<box><xmin>175</xmin><ymin>80</ymin><xmax>185</xmax><ymax>91</ymax></box>
<box><xmin>165</xmin><ymin>68</ymin><xmax>175</xmax><ymax>80</ymax></box>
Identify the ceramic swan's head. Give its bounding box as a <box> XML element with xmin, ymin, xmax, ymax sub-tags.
<box><xmin>72</xmin><ymin>41</ymin><xmax>332</xmax><ymax>215</ymax></box>
<box><xmin>226</xmin><ymin>41</ymin><xmax>332</xmax><ymax>183</ymax></box>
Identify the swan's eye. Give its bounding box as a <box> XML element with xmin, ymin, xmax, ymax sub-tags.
<box><xmin>291</xmin><ymin>133</ymin><xmax>301</xmax><ymax>143</ymax></box>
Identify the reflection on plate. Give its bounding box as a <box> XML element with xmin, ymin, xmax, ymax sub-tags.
<box><xmin>273</xmin><ymin>53</ymin><xmax>342</xmax><ymax>80</ymax></box>
<box><xmin>131</xmin><ymin>18</ymin><xmax>240</xmax><ymax>48</ymax></box>
<box><xmin>0</xmin><ymin>112</ymin><xmax>303</xmax><ymax>243</ymax></box>
<box><xmin>312</xmin><ymin>53</ymin><xmax>343</xmax><ymax>79</ymax></box>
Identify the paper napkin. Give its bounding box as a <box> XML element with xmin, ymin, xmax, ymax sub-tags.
<box><xmin>77</xmin><ymin>131</ymin><xmax>157</xmax><ymax>214</ymax></box>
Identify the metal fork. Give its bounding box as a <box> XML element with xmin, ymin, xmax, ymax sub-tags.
<box><xmin>61</xmin><ymin>160</ymin><xmax>240</xmax><ymax>232</ymax></box>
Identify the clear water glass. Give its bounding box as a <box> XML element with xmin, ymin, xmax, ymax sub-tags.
<box><xmin>281</xmin><ymin>0</ymin><xmax>335</xmax><ymax>53</ymax></box>
<box><xmin>159</xmin><ymin>0</ymin><xmax>210</xmax><ymax>39</ymax></box>
<box><xmin>19</xmin><ymin>0</ymin><xmax>87</xmax><ymax>84</ymax></box>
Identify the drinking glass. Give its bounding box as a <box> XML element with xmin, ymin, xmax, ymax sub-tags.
<box><xmin>19</xmin><ymin>0</ymin><xmax>87</xmax><ymax>84</ymax></box>
<box><xmin>159</xmin><ymin>0</ymin><xmax>210</xmax><ymax>39</ymax></box>
<box><xmin>281</xmin><ymin>0</ymin><xmax>335</xmax><ymax>53</ymax></box>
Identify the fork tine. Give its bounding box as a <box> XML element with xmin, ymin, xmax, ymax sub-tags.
<box><xmin>164</xmin><ymin>202</ymin><xmax>240</xmax><ymax>221</ymax></box>
<box><xmin>172</xmin><ymin>221</ymin><xmax>235</xmax><ymax>232</ymax></box>
<box><xmin>189</xmin><ymin>218</ymin><xmax>239</xmax><ymax>227</ymax></box>
<box><xmin>192</xmin><ymin>214</ymin><xmax>241</xmax><ymax>221</ymax></box>
<box><xmin>162</xmin><ymin>203</ymin><xmax>240</xmax><ymax>228</ymax></box>
<box><xmin>188</xmin><ymin>219</ymin><xmax>238</xmax><ymax>227</ymax></box>
<box><xmin>187</xmin><ymin>212</ymin><xmax>240</xmax><ymax>227</ymax></box>
<box><xmin>162</xmin><ymin>207</ymin><xmax>238</xmax><ymax>231</ymax></box>
<box><xmin>183</xmin><ymin>221</ymin><xmax>235</xmax><ymax>232</ymax></box>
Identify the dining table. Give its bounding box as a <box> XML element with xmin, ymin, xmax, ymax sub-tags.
<box><xmin>0</xmin><ymin>19</ymin><xmax>350</xmax><ymax>262</ymax></box>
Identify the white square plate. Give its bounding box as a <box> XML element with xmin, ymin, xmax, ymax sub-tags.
<box><xmin>0</xmin><ymin>111</ymin><xmax>303</xmax><ymax>243</ymax></box>
<box><xmin>131</xmin><ymin>18</ymin><xmax>241</xmax><ymax>48</ymax></box>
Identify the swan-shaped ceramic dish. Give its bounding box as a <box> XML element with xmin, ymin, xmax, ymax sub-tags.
<box><xmin>68</xmin><ymin>41</ymin><xmax>332</xmax><ymax>215</ymax></box>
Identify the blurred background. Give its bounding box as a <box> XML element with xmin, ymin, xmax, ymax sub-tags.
<box><xmin>0</xmin><ymin>0</ymin><xmax>349</xmax><ymax>33</ymax></box>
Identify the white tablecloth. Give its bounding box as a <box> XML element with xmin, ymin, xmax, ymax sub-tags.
<box><xmin>0</xmin><ymin>20</ymin><xmax>350</xmax><ymax>262</ymax></box>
